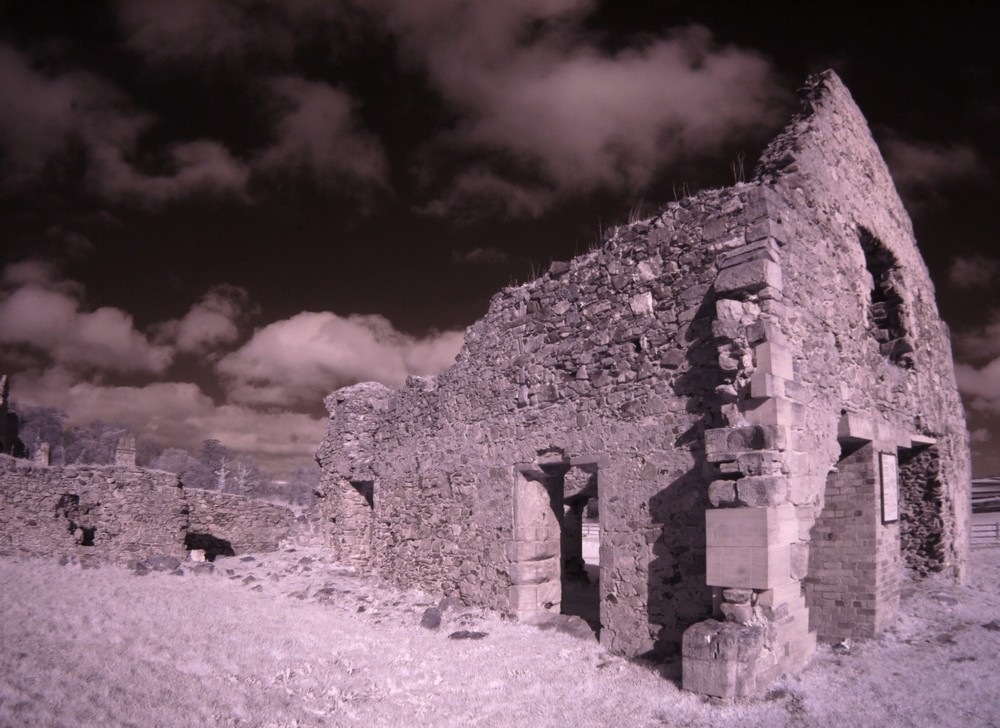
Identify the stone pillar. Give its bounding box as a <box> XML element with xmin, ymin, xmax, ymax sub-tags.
<box><xmin>508</xmin><ymin>471</ymin><xmax>562</xmax><ymax>619</ymax></box>
<box><xmin>115</xmin><ymin>435</ymin><xmax>137</xmax><ymax>468</ymax></box>
<box><xmin>32</xmin><ymin>441</ymin><xmax>50</xmax><ymax>466</ymax></box>
<box><xmin>682</xmin><ymin>204</ymin><xmax>817</xmax><ymax>697</ymax></box>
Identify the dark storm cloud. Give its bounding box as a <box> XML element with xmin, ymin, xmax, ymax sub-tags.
<box><xmin>115</xmin><ymin>0</ymin><xmax>344</xmax><ymax>64</ymax></box>
<box><xmin>0</xmin><ymin>38</ymin><xmax>387</xmax><ymax>207</ymax></box>
<box><xmin>0</xmin><ymin>41</ymin><xmax>249</xmax><ymax>206</ymax></box>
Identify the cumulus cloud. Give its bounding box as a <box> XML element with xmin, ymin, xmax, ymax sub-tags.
<box><xmin>257</xmin><ymin>76</ymin><xmax>388</xmax><ymax>188</ymax></box>
<box><xmin>955</xmin><ymin>359</ymin><xmax>1000</xmax><ymax>414</ymax></box>
<box><xmin>0</xmin><ymin>262</ymin><xmax>172</xmax><ymax>373</ymax></box>
<box><xmin>155</xmin><ymin>285</ymin><xmax>253</xmax><ymax>355</ymax></box>
<box><xmin>217</xmin><ymin>311</ymin><xmax>465</xmax><ymax>406</ymax></box>
<box><xmin>948</xmin><ymin>255</ymin><xmax>1000</xmax><ymax>289</ymax></box>
<box><xmin>363</xmin><ymin>1</ymin><xmax>788</xmax><ymax>216</ymax></box>
<box><xmin>881</xmin><ymin>132</ymin><xmax>988</xmax><ymax>207</ymax></box>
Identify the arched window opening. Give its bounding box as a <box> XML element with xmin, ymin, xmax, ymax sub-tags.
<box><xmin>860</xmin><ymin>228</ymin><xmax>914</xmax><ymax>368</ymax></box>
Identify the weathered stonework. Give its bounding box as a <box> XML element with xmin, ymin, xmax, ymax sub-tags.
<box><xmin>186</xmin><ymin>488</ymin><xmax>297</xmax><ymax>555</ymax></box>
<box><xmin>316</xmin><ymin>71</ymin><xmax>970</xmax><ymax>697</ymax></box>
<box><xmin>0</xmin><ymin>455</ymin><xmax>296</xmax><ymax>564</ymax></box>
<box><xmin>0</xmin><ymin>454</ymin><xmax>189</xmax><ymax>562</ymax></box>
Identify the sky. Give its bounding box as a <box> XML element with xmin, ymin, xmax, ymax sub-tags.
<box><xmin>0</xmin><ymin>2</ymin><xmax>997</xmax><ymax>476</ymax></box>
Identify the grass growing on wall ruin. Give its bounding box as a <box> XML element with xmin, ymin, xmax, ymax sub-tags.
<box><xmin>1</xmin><ymin>547</ymin><xmax>998</xmax><ymax>727</ymax></box>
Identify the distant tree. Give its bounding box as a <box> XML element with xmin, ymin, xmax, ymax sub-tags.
<box><xmin>63</xmin><ymin>420</ymin><xmax>127</xmax><ymax>465</ymax></box>
<box><xmin>150</xmin><ymin>447</ymin><xmax>202</xmax><ymax>481</ymax></box>
<box><xmin>196</xmin><ymin>439</ymin><xmax>233</xmax><ymax>491</ymax></box>
<box><xmin>15</xmin><ymin>405</ymin><xmax>68</xmax><ymax>463</ymax></box>
<box><xmin>285</xmin><ymin>463</ymin><xmax>320</xmax><ymax>507</ymax></box>
<box><xmin>228</xmin><ymin>455</ymin><xmax>271</xmax><ymax>496</ymax></box>
<box><xmin>135</xmin><ymin>437</ymin><xmax>163</xmax><ymax>467</ymax></box>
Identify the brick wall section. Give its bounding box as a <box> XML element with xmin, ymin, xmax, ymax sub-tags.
<box><xmin>0</xmin><ymin>454</ymin><xmax>188</xmax><ymax>563</ymax></box>
<box><xmin>185</xmin><ymin>488</ymin><xmax>296</xmax><ymax>554</ymax></box>
<box><xmin>806</xmin><ymin>443</ymin><xmax>901</xmax><ymax>640</ymax></box>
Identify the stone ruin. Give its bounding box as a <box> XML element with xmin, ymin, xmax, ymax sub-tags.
<box><xmin>0</xmin><ymin>378</ymin><xmax>298</xmax><ymax>565</ymax></box>
<box><xmin>0</xmin><ymin>452</ymin><xmax>298</xmax><ymax>565</ymax></box>
<box><xmin>316</xmin><ymin>71</ymin><xmax>971</xmax><ymax>697</ymax></box>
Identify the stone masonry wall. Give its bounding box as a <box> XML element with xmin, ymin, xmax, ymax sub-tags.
<box><xmin>318</xmin><ymin>184</ymin><xmax>787</xmax><ymax>657</ymax></box>
<box><xmin>683</xmin><ymin>71</ymin><xmax>968</xmax><ymax>697</ymax></box>
<box><xmin>317</xmin><ymin>71</ymin><xmax>970</xmax><ymax>698</ymax></box>
<box><xmin>0</xmin><ymin>454</ymin><xmax>188</xmax><ymax>562</ymax></box>
<box><xmin>186</xmin><ymin>488</ymin><xmax>296</xmax><ymax>554</ymax></box>
<box><xmin>0</xmin><ymin>455</ymin><xmax>296</xmax><ymax>563</ymax></box>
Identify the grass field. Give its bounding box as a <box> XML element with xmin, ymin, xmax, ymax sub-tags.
<box><xmin>2</xmin><ymin>546</ymin><xmax>999</xmax><ymax>727</ymax></box>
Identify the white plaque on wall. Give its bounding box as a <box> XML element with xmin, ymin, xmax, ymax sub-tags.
<box><xmin>880</xmin><ymin>452</ymin><xmax>899</xmax><ymax>524</ymax></box>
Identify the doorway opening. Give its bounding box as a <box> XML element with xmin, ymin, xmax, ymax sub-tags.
<box><xmin>339</xmin><ymin>479</ymin><xmax>374</xmax><ymax>565</ymax></box>
<box><xmin>510</xmin><ymin>460</ymin><xmax>601</xmax><ymax>634</ymax></box>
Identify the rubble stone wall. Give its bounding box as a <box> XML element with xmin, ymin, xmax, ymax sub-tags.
<box><xmin>0</xmin><ymin>455</ymin><xmax>296</xmax><ymax>563</ymax></box>
<box><xmin>0</xmin><ymin>454</ymin><xmax>188</xmax><ymax>562</ymax></box>
<box><xmin>186</xmin><ymin>488</ymin><xmax>296</xmax><ymax>554</ymax></box>
<box><xmin>317</xmin><ymin>182</ymin><xmax>780</xmax><ymax>656</ymax></box>
<box><xmin>317</xmin><ymin>71</ymin><xmax>970</xmax><ymax>697</ymax></box>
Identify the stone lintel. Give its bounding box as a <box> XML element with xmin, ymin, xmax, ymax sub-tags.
<box><xmin>837</xmin><ymin>411</ymin><xmax>874</xmax><ymax>443</ymax></box>
<box><xmin>874</xmin><ymin>420</ymin><xmax>913</xmax><ymax>449</ymax></box>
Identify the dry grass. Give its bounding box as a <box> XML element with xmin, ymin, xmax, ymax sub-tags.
<box><xmin>1</xmin><ymin>546</ymin><xmax>999</xmax><ymax>727</ymax></box>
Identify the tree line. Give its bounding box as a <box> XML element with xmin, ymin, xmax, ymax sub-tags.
<box><xmin>15</xmin><ymin>405</ymin><xmax>317</xmax><ymax>507</ymax></box>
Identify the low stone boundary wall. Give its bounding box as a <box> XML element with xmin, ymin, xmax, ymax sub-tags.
<box><xmin>185</xmin><ymin>488</ymin><xmax>296</xmax><ymax>555</ymax></box>
<box><xmin>0</xmin><ymin>455</ymin><xmax>297</xmax><ymax>563</ymax></box>
<box><xmin>0</xmin><ymin>454</ymin><xmax>188</xmax><ymax>562</ymax></box>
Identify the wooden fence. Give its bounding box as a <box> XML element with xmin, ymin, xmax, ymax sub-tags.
<box><xmin>972</xmin><ymin>512</ymin><xmax>1000</xmax><ymax>548</ymax></box>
